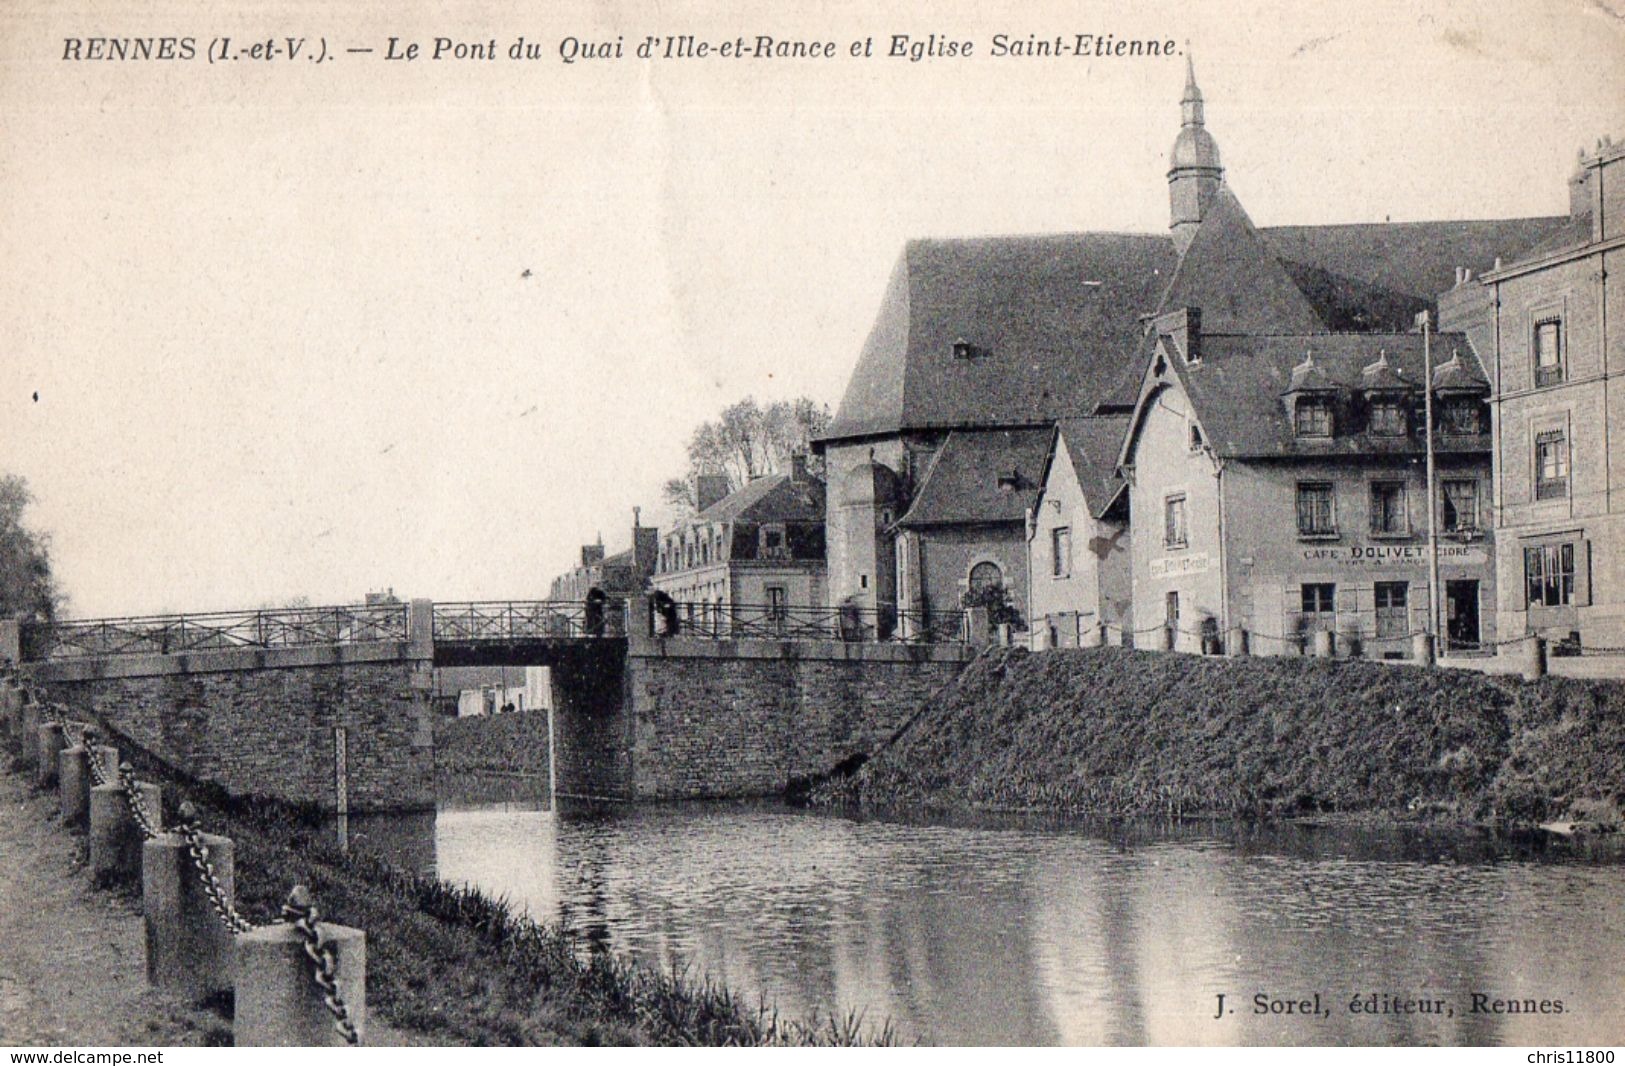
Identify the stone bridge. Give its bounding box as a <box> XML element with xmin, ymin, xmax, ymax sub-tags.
<box><xmin>3</xmin><ymin>599</ymin><xmax>977</xmax><ymax>812</ymax></box>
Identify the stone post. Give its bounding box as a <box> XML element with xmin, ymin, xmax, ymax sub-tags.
<box><xmin>407</xmin><ymin>599</ymin><xmax>434</xmax><ymax>658</ymax></box>
<box><xmin>35</xmin><ymin>722</ymin><xmax>65</xmax><ymax>788</ymax></box>
<box><xmin>996</xmin><ymin>622</ymin><xmax>1013</xmax><ymax>647</ymax></box>
<box><xmin>1312</xmin><ymin>630</ymin><xmax>1336</xmax><ymax>658</ymax></box>
<box><xmin>59</xmin><ymin>745</ymin><xmax>91</xmax><ymax>825</ymax></box>
<box><xmin>90</xmin><ymin>781</ymin><xmax>160</xmax><ymax>886</ymax></box>
<box><xmin>1228</xmin><ymin>628</ymin><xmax>1251</xmax><ymax>657</ymax></box>
<box><xmin>235</xmin><ymin>915</ymin><xmax>366</xmax><ymax>1046</ymax></box>
<box><xmin>1413</xmin><ymin>631</ymin><xmax>1436</xmax><ymax>666</ymax></box>
<box><xmin>1095</xmin><ymin>621</ymin><xmax>1110</xmax><ymax>649</ymax></box>
<box><xmin>1</xmin><ymin>684</ymin><xmax>19</xmax><ymax>742</ymax></box>
<box><xmin>0</xmin><ymin>619</ymin><xmax>19</xmax><ymax>669</ymax></box>
<box><xmin>1523</xmin><ymin>635</ymin><xmax>1548</xmax><ymax>682</ymax></box>
<box><xmin>143</xmin><ymin>832</ymin><xmax>236</xmax><ymax>997</ymax></box>
<box><xmin>17</xmin><ymin>698</ymin><xmax>41</xmax><ymax>771</ymax></box>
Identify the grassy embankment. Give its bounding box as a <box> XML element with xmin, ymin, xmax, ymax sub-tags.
<box><xmin>73</xmin><ymin>721</ymin><xmax>891</xmax><ymax>1047</ymax></box>
<box><xmin>434</xmin><ymin>711</ymin><xmax>549</xmax><ymax>783</ymax></box>
<box><xmin>814</xmin><ymin>646</ymin><xmax>1625</xmax><ymax>828</ymax></box>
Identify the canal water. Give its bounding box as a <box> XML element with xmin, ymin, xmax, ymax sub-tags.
<box><xmin>344</xmin><ymin>786</ymin><xmax>1625</xmax><ymax>1046</ymax></box>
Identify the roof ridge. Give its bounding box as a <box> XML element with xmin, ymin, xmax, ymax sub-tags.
<box><xmin>1259</xmin><ymin>214</ymin><xmax>1567</xmax><ymax>232</ymax></box>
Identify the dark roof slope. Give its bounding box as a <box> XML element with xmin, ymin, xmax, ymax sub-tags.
<box><xmin>897</xmin><ymin>427</ymin><xmax>1051</xmax><ymax>527</ymax></box>
<box><xmin>1152</xmin><ymin>187</ymin><xmax>1323</xmax><ymax>335</ymax></box>
<box><xmin>824</xmin><ymin>233</ymin><xmax>1177</xmax><ymax>441</ymax></box>
<box><xmin>682</xmin><ymin>472</ymin><xmax>825</xmax><ymax>528</ymax></box>
<box><xmin>1170</xmin><ymin>332</ymin><xmax>1488</xmax><ymax>460</ymax></box>
<box><xmin>823</xmin><ymin>208</ymin><xmax>1564</xmax><ymax>446</ymax></box>
<box><xmin>1259</xmin><ymin>216</ymin><xmax>1567</xmax><ymax>302</ymax></box>
<box><xmin>1054</xmin><ymin>415</ymin><xmax>1130</xmax><ymax>519</ymax></box>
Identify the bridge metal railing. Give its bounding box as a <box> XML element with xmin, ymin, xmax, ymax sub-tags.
<box><xmin>661</xmin><ymin>601</ymin><xmax>968</xmax><ymax>645</ymax></box>
<box><xmin>20</xmin><ymin>603</ymin><xmax>411</xmax><ymax>662</ymax></box>
<box><xmin>431</xmin><ymin>599</ymin><xmax>625</xmax><ymax>642</ymax></box>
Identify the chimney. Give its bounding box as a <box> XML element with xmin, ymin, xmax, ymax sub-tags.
<box><xmin>790</xmin><ymin>452</ymin><xmax>809</xmax><ymax>483</ymax></box>
<box><xmin>695</xmin><ymin>474</ymin><xmax>731</xmax><ymax>513</ymax></box>
<box><xmin>632</xmin><ymin>522</ymin><xmax>659</xmax><ymax>579</ymax></box>
<box><xmin>1152</xmin><ymin>306</ymin><xmax>1201</xmax><ymax>364</ymax></box>
<box><xmin>1570</xmin><ymin>148</ymin><xmax>1595</xmax><ymax>222</ymax></box>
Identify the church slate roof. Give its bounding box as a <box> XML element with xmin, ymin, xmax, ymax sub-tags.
<box><xmin>821</xmin><ymin>213</ymin><xmax>1564</xmax><ymax>446</ymax></box>
<box><xmin>896</xmin><ymin>427</ymin><xmax>1052</xmax><ymax>527</ymax></box>
<box><xmin>823</xmin><ymin>233</ymin><xmax>1178</xmax><ymax>441</ymax></box>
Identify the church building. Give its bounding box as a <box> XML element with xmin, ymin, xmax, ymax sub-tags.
<box><xmin>815</xmin><ymin>61</ymin><xmax>1568</xmax><ymax>643</ymax></box>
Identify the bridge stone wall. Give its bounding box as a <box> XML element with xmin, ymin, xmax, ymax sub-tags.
<box><xmin>26</xmin><ymin>642</ymin><xmax>435</xmax><ymax>813</ymax></box>
<box><xmin>575</xmin><ymin>630</ymin><xmax>975</xmax><ymax>801</ymax></box>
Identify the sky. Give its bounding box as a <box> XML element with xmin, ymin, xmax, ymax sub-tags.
<box><xmin>3</xmin><ymin>0</ymin><xmax>1624</xmax><ymax>618</ymax></box>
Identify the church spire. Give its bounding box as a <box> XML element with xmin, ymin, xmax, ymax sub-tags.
<box><xmin>1168</xmin><ymin>55</ymin><xmax>1224</xmax><ymax>256</ymax></box>
<box><xmin>1181</xmin><ymin>54</ymin><xmax>1204</xmax><ymax>127</ymax></box>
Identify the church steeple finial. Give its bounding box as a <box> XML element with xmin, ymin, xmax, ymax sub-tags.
<box><xmin>1168</xmin><ymin>53</ymin><xmax>1224</xmax><ymax>256</ymax></box>
<box><xmin>1182</xmin><ymin>55</ymin><xmax>1204</xmax><ymax>126</ymax></box>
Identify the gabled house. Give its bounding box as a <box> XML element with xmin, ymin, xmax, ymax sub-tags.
<box><xmin>1119</xmin><ymin>308</ymin><xmax>1497</xmax><ymax>656</ymax></box>
<box><xmin>1028</xmin><ymin>416</ymin><xmax>1132</xmax><ymax>648</ymax></box>
<box><xmin>650</xmin><ymin>455</ymin><xmax>827</xmax><ymax>633</ymax></box>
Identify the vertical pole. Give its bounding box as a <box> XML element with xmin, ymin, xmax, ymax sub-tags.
<box><xmin>546</xmin><ymin>700</ymin><xmax>558</xmax><ymax>810</ymax></box>
<box><xmin>333</xmin><ymin>726</ymin><xmax>349</xmax><ymax>816</ymax></box>
<box><xmin>1423</xmin><ymin>311</ymin><xmax>1443</xmax><ymax>647</ymax></box>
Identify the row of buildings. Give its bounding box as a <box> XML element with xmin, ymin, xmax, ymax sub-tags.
<box><xmin>551</xmin><ymin>64</ymin><xmax>1623</xmax><ymax>660</ymax></box>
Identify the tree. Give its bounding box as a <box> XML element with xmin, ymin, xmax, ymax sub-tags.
<box><xmin>662</xmin><ymin>397</ymin><xmax>832</xmax><ymax>515</ymax></box>
<box><xmin>0</xmin><ymin>474</ymin><xmax>64</xmax><ymax>623</ymax></box>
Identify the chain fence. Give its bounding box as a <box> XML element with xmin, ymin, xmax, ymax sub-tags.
<box><xmin>25</xmin><ymin>698</ymin><xmax>361</xmax><ymax>1046</ymax></box>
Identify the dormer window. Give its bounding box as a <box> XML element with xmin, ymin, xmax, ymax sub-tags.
<box><xmin>996</xmin><ymin>469</ymin><xmax>1024</xmax><ymax>491</ymax></box>
<box><xmin>1368</xmin><ymin>401</ymin><xmax>1406</xmax><ymax>436</ymax></box>
<box><xmin>952</xmin><ymin>338</ymin><xmax>985</xmax><ymax>360</ymax></box>
<box><xmin>1295</xmin><ymin>398</ymin><xmax>1333</xmax><ymax>438</ymax></box>
<box><xmin>1441</xmin><ymin>398</ymin><xmax>1483</xmax><ymax>435</ymax></box>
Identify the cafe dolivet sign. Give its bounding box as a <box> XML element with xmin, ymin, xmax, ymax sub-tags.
<box><xmin>1299</xmin><ymin>543</ymin><xmax>1489</xmax><ymax>568</ymax></box>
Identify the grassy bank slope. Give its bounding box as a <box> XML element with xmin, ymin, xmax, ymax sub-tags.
<box><xmin>816</xmin><ymin>647</ymin><xmax>1625</xmax><ymax>826</ymax></box>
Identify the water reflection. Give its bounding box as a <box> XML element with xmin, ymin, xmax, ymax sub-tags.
<box><xmin>354</xmin><ymin>788</ymin><xmax>1625</xmax><ymax>1045</ymax></box>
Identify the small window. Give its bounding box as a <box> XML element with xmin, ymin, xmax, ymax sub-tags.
<box><xmin>860</xmin><ymin>574</ymin><xmax>869</xmax><ymax>590</ymax></box>
<box><xmin>1368</xmin><ymin>401</ymin><xmax>1406</xmax><ymax>436</ymax></box>
<box><xmin>1295</xmin><ymin>399</ymin><xmax>1333</xmax><ymax>438</ymax></box>
<box><xmin>1369</xmin><ymin>481</ymin><xmax>1409</xmax><ymax>536</ymax></box>
<box><xmin>1051</xmin><ymin>526</ymin><xmax>1072</xmax><ymax>578</ymax></box>
<box><xmin>1442</xmin><ymin>399</ymin><xmax>1482</xmax><ymax>435</ymax></box>
<box><xmin>766</xmin><ymin>585</ymin><xmax>788</xmax><ymax>622</ymax></box>
<box><xmin>1296</xmin><ymin>482</ymin><xmax>1336</xmax><ymax>536</ymax></box>
<box><xmin>1534</xmin><ymin>319</ymin><xmax>1563</xmax><ymax>387</ymax></box>
<box><xmin>1535</xmin><ymin>430</ymin><xmax>1569</xmax><ymax>500</ymax></box>
<box><xmin>1442</xmin><ymin>480</ymin><xmax>1479</xmax><ymax>533</ymax></box>
<box><xmin>1301</xmin><ymin>583</ymin><xmax>1336</xmax><ymax>627</ymax></box>
<box><xmin>1164</xmin><ymin>494</ymin><xmax>1188</xmax><ymax>549</ymax></box>
<box><xmin>1188</xmin><ymin>422</ymin><xmax>1204</xmax><ymax>451</ymax></box>
<box><xmin>1526</xmin><ymin>543</ymin><xmax>1576</xmax><ymax>607</ymax></box>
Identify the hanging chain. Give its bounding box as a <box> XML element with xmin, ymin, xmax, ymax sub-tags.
<box><xmin>80</xmin><ymin>726</ymin><xmax>108</xmax><ymax>787</ymax></box>
<box><xmin>281</xmin><ymin>886</ymin><xmax>361</xmax><ymax>1045</ymax></box>
<box><xmin>116</xmin><ymin>760</ymin><xmax>159</xmax><ymax>840</ymax></box>
<box><xmin>174</xmin><ymin>802</ymin><xmax>256</xmax><ymax>935</ymax></box>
